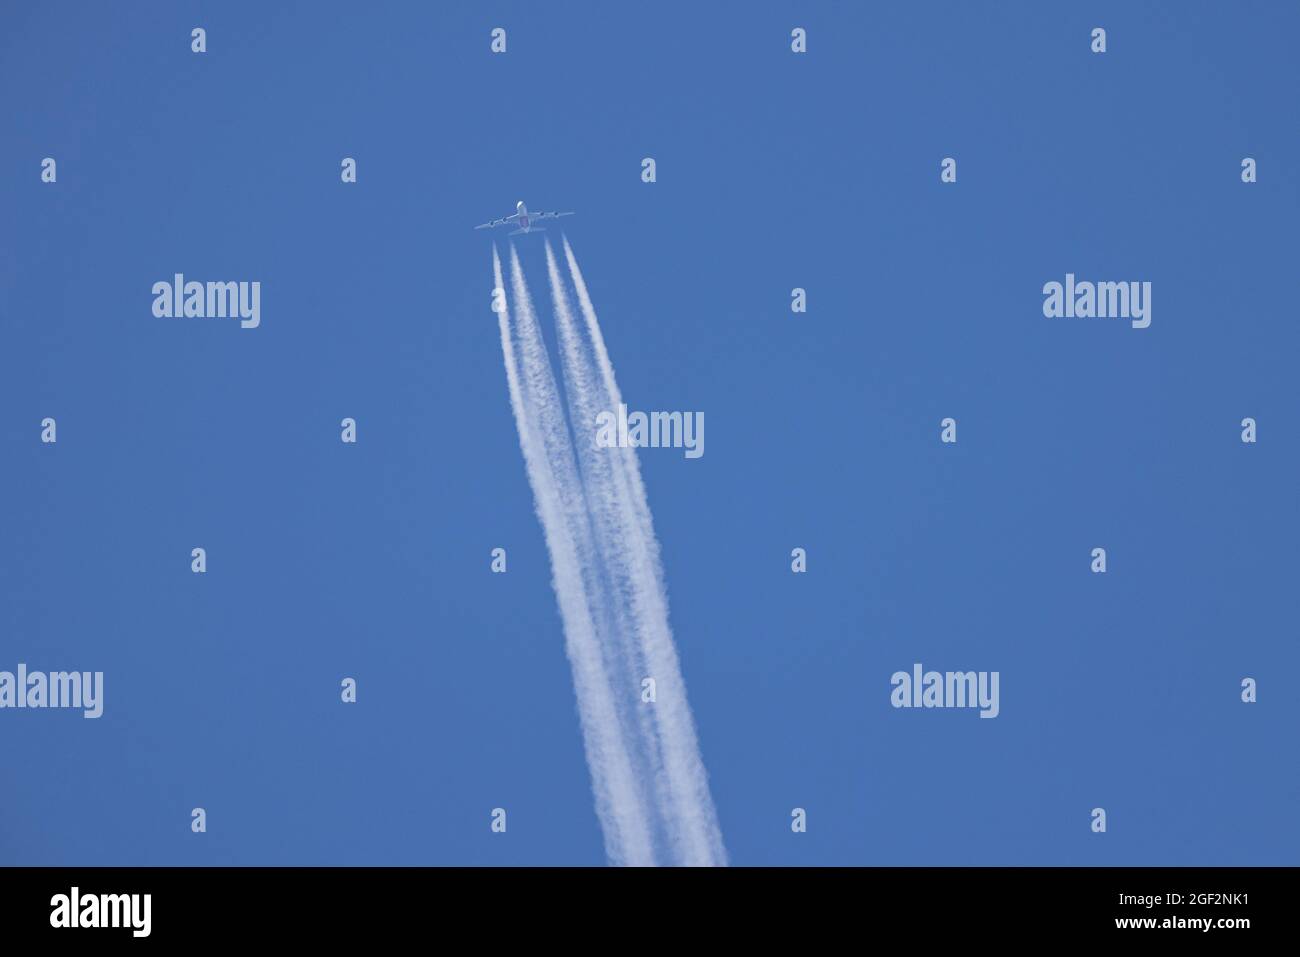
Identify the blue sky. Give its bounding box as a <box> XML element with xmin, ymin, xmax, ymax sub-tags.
<box><xmin>1</xmin><ymin>1</ymin><xmax>1297</xmax><ymax>865</ymax></box>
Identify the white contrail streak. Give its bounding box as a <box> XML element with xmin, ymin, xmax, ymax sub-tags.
<box><xmin>492</xmin><ymin>245</ymin><xmax>654</xmax><ymax>866</ymax></box>
<box><xmin>544</xmin><ymin>241</ymin><xmax>674</xmax><ymax>853</ymax></box>
<box><xmin>555</xmin><ymin>237</ymin><xmax>728</xmax><ymax>866</ymax></box>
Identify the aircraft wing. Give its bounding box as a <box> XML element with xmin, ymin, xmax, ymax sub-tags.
<box><xmin>474</xmin><ymin>214</ymin><xmax>521</xmax><ymax>230</ymax></box>
<box><xmin>533</xmin><ymin>210</ymin><xmax>574</xmax><ymax>221</ymax></box>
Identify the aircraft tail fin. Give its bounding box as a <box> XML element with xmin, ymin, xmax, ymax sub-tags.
<box><xmin>508</xmin><ymin>227</ymin><xmax>545</xmax><ymax>236</ymax></box>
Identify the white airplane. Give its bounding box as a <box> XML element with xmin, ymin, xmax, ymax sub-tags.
<box><xmin>475</xmin><ymin>201</ymin><xmax>574</xmax><ymax>235</ymax></box>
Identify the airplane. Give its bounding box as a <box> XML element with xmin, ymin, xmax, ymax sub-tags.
<box><xmin>474</xmin><ymin>201</ymin><xmax>574</xmax><ymax>235</ymax></box>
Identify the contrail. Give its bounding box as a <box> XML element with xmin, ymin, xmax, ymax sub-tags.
<box><xmin>492</xmin><ymin>245</ymin><xmax>654</xmax><ymax>866</ymax></box>
<box><xmin>555</xmin><ymin>237</ymin><xmax>728</xmax><ymax>866</ymax></box>
<box><xmin>544</xmin><ymin>241</ymin><xmax>675</xmax><ymax>855</ymax></box>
